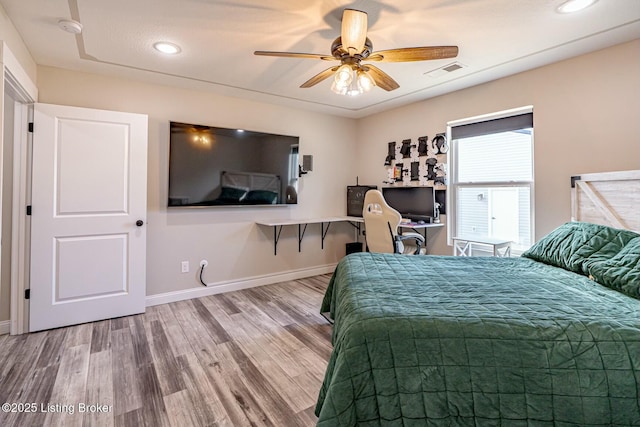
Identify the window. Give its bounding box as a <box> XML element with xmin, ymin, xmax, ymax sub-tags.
<box><xmin>289</xmin><ymin>144</ymin><xmax>299</xmax><ymax>184</ymax></box>
<box><xmin>287</xmin><ymin>144</ymin><xmax>300</xmax><ymax>201</ymax></box>
<box><xmin>448</xmin><ymin>108</ymin><xmax>534</xmax><ymax>252</ymax></box>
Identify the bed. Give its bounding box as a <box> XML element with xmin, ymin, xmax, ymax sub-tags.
<box><xmin>315</xmin><ymin>171</ymin><xmax>640</xmax><ymax>426</ymax></box>
<box><xmin>194</xmin><ymin>170</ymin><xmax>282</xmax><ymax>205</ymax></box>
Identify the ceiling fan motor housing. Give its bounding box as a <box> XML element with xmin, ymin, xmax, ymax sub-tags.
<box><xmin>331</xmin><ymin>37</ymin><xmax>373</xmax><ymax>60</ymax></box>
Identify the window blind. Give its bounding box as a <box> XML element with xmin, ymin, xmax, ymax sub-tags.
<box><xmin>451</xmin><ymin>112</ymin><xmax>533</xmax><ymax>140</ymax></box>
<box><xmin>457</xmin><ymin>131</ymin><xmax>532</xmax><ymax>183</ymax></box>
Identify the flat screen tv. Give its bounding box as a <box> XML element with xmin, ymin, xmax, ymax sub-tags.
<box><xmin>168</xmin><ymin>122</ymin><xmax>300</xmax><ymax>207</ymax></box>
<box><xmin>382</xmin><ymin>186</ymin><xmax>435</xmax><ymax>222</ymax></box>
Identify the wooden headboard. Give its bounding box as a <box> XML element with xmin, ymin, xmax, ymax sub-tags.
<box><xmin>571</xmin><ymin>170</ymin><xmax>640</xmax><ymax>233</ymax></box>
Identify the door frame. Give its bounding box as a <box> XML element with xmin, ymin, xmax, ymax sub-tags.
<box><xmin>8</xmin><ymin>95</ymin><xmax>31</xmax><ymax>336</ymax></box>
<box><xmin>2</xmin><ymin>43</ymin><xmax>38</xmax><ymax>335</ymax></box>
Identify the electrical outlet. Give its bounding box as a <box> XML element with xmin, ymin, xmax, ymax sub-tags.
<box><xmin>200</xmin><ymin>260</ymin><xmax>208</xmax><ymax>268</ymax></box>
<box><xmin>181</xmin><ymin>261</ymin><xmax>189</xmax><ymax>273</ymax></box>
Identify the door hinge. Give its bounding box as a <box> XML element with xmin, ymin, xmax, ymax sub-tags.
<box><xmin>24</xmin><ymin>289</ymin><xmax>30</xmax><ymax>299</ymax></box>
<box><xmin>28</xmin><ymin>122</ymin><xmax>34</xmax><ymax>133</ymax></box>
<box><xmin>26</xmin><ymin>205</ymin><xmax>32</xmax><ymax>216</ymax></box>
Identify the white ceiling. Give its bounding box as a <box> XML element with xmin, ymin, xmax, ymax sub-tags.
<box><xmin>2</xmin><ymin>0</ymin><xmax>640</xmax><ymax>118</ymax></box>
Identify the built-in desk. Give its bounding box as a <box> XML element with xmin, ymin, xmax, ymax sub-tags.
<box><xmin>256</xmin><ymin>216</ymin><xmax>443</xmax><ymax>255</ymax></box>
<box><xmin>398</xmin><ymin>221</ymin><xmax>444</xmax><ymax>239</ymax></box>
<box><xmin>256</xmin><ymin>217</ymin><xmax>363</xmax><ymax>255</ymax></box>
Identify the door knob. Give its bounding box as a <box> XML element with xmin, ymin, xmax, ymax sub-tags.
<box><xmin>136</xmin><ymin>220</ymin><xmax>144</xmax><ymax>227</ymax></box>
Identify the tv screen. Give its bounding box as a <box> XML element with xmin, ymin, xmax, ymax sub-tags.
<box><xmin>168</xmin><ymin>122</ymin><xmax>300</xmax><ymax>207</ymax></box>
<box><xmin>382</xmin><ymin>186</ymin><xmax>435</xmax><ymax>222</ymax></box>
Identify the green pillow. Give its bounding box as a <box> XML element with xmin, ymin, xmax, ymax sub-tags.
<box><xmin>244</xmin><ymin>190</ymin><xmax>278</xmax><ymax>204</ymax></box>
<box><xmin>217</xmin><ymin>186</ymin><xmax>247</xmax><ymax>202</ymax></box>
<box><xmin>571</xmin><ymin>224</ymin><xmax>639</xmax><ymax>275</ymax></box>
<box><xmin>522</xmin><ymin>222</ymin><xmax>639</xmax><ymax>275</ymax></box>
<box><xmin>588</xmin><ymin>237</ymin><xmax>640</xmax><ymax>299</ymax></box>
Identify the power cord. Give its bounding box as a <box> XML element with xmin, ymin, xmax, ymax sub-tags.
<box><xmin>199</xmin><ymin>261</ymin><xmax>208</xmax><ymax>287</ymax></box>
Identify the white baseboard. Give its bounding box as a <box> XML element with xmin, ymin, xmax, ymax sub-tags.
<box><xmin>0</xmin><ymin>320</ymin><xmax>11</xmax><ymax>335</ymax></box>
<box><xmin>145</xmin><ymin>264</ymin><xmax>337</xmax><ymax>307</ymax></box>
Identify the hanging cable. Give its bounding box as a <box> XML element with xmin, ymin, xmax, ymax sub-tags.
<box><xmin>199</xmin><ymin>263</ymin><xmax>207</xmax><ymax>287</ymax></box>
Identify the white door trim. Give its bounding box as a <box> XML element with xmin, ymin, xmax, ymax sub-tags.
<box><xmin>2</xmin><ymin>45</ymin><xmax>37</xmax><ymax>335</ymax></box>
<box><xmin>9</xmin><ymin>101</ymin><xmax>31</xmax><ymax>335</ymax></box>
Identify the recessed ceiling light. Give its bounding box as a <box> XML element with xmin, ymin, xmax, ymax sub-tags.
<box><xmin>556</xmin><ymin>0</ymin><xmax>598</xmax><ymax>14</ymax></box>
<box><xmin>153</xmin><ymin>42</ymin><xmax>181</xmax><ymax>55</ymax></box>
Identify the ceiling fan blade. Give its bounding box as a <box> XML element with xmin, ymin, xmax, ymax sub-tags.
<box><xmin>362</xmin><ymin>65</ymin><xmax>399</xmax><ymax>91</ymax></box>
<box><xmin>368</xmin><ymin>46</ymin><xmax>458</xmax><ymax>62</ymax></box>
<box><xmin>341</xmin><ymin>9</ymin><xmax>368</xmax><ymax>56</ymax></box>
<box><xmin>300</xmin><ymin>66</ymin><xmax>339</xmax><ymax>88</ymax></box>
<box><xmin>254</xmin><ymin>51</ymin><xmax>335</xmax><ymax>61</ymax></box>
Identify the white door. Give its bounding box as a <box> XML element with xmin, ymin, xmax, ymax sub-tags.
<box><xmin>488</xmin><ymin>188</ymin><xmax>519</xmax><ymax>241</ymax></box>
<box><xmin>29</xmin><ymin>103</ymin><xmax>148</xmax><ymax>332</ymax></box>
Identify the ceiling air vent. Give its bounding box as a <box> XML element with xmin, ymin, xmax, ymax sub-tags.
<box><xmin>424</xmin><ymin>62</ymin><xmax>466</xmax><ymax>78</ymax></box>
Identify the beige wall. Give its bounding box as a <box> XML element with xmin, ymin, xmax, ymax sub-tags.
<box><xmin>355</xmin><ymin>39</ymin><xmax>640</xmax><ymax>255</ymax></box>
<box><xmin>0</xmin><ymin>4</ymin><xmax>37</xmax><ymax>83</ymax></box>
<box><xmin>37</xmin><ymin>66</ymin><xmax>358</xmax><ymax>296</ymax></box>
<box><xmin>19</xmin><ymin>39</ymin><xmax>640</xmax><ymax>303</ymax></box>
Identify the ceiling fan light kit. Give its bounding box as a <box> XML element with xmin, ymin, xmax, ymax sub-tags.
<box><xmin>357</xmin><ymin>69</ymin><xmax>375</xmax><ymax>92</ymax></box>
<box><xmin>331</xmin><ymin>64</ymin><xmax>376</xmax><ymax>96</ymax></box>
<box><xmin>335</xmin><ymin>64</ymin><xmax>353</xmax><ymax>85</ymax></box>
<box><xmin>254</xmin><ymin>8</ymin><xmax>458</xmax><ymax>96</ymax></box>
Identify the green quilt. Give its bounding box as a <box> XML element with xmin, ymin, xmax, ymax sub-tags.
<box><xmin>315</xmin><ymin>253</ymin><xmax>640</xmax><ymax>426</ymax></box>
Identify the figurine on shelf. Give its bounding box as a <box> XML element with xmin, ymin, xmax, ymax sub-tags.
<box><xmin>434</xmin><ymin>202</ymin><xmax>441</xmax><ymax>224</ymax></box>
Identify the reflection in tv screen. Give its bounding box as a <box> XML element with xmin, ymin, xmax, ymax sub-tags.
<box><xmin>168</xmin><ymin>122</ymin><xmax>300</xmax><ymax>207</ymax></box>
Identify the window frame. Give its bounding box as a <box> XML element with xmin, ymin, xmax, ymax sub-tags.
<box><xmin>446</xmin><ymin>106</ymin><xmax>535</xmax><ymax>251</ymax></box>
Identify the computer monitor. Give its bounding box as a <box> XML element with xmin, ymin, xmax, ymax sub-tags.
<box><xmin>382</xmin><ymin>186</ymin><xmax>435</xmax><ymax>222</ymax></box>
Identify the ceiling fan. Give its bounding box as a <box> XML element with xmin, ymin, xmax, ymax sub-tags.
<box><xmin>254</xmin><ymin>9</ymin><xmax>458</xmax><ymax>95</ymax></box>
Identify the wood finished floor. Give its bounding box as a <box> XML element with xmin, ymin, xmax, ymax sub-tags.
<box><xmin>0</xmin><ymin>275</ymin><xmax>333</xmax><ymax>427</ymax></box>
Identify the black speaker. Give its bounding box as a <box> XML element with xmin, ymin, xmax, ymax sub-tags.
<box><xmin>302</xmin><ymin>155</ymin><xmax>313</xmax><ymax>171</ymax></box>
<box><xmin>347</xmin><ymin>185</ymin><xmax>377</xmax><ymax>217</ymax></box>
